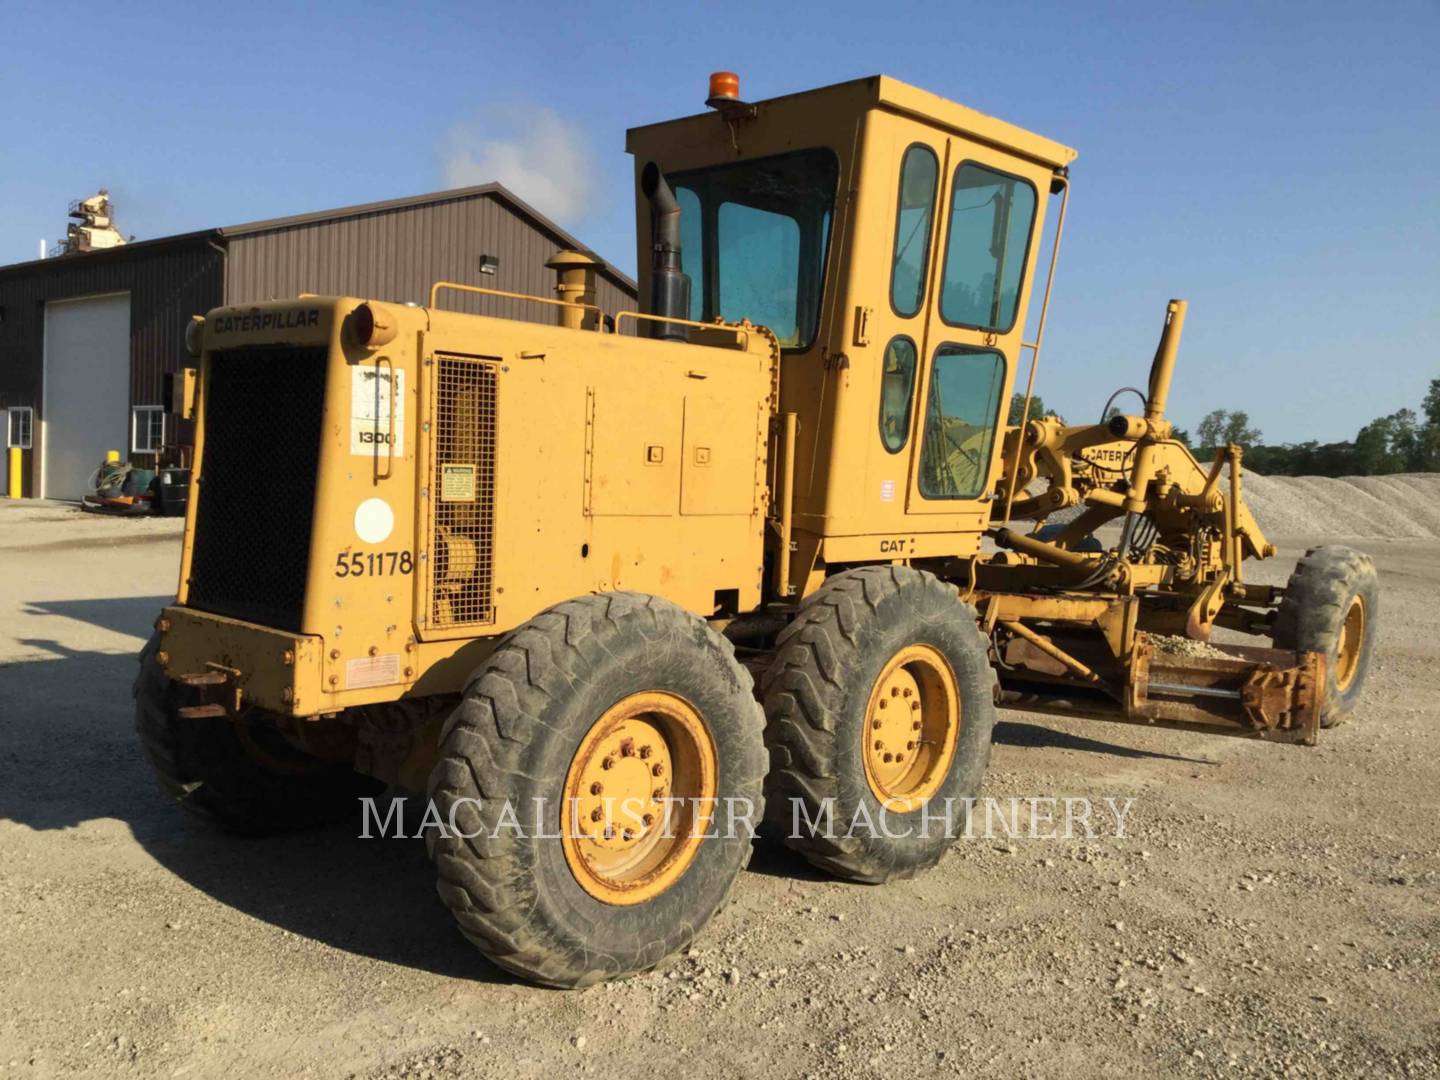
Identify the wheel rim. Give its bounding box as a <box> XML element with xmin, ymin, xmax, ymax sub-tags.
<box><xmin>861</xmin><ymin>644</ymin><xmax>960</xmax><ymax>813</ymax></box>
<box><xmin>561</xmin><ymin>691</ymin><xmax>717</xmax><ymax>906</ymax></box>
<box><xmin>1335</xmin><ymin>595</ymin><xmax>1366</xmax><ymax>692</ymax></box>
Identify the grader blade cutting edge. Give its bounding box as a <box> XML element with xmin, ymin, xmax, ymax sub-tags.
<box><xmin>995</xmin><ymin>635</ymin><xmax>1324</xmax><ymax>746</ymax></box>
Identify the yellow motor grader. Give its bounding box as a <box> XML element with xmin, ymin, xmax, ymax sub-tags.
<box><xmin>138</xmin><ymin>73</ymin><xmax>1377</xmax><ymax>987</ymax></box>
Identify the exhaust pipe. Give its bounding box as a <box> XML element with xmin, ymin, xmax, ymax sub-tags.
<box><xmin>640</xmin><ymin>161</ymin><xmax>691</xmax><ymax>341</ymax></box>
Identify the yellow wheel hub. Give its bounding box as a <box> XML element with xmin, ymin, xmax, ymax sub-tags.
<box><xmin>1335</xmin><ymin>595</ymin><xmax>1366</xmax><ymax>692</ymax></box>
<box><xmin>861</xmin><ymin>644</ymin><xmax>960</xmax><ymax>813</ymax></box>
<box><xmin>561</xmin><ymin>691</ymin><xmax>716</xmax><ymax>906</ymax></box>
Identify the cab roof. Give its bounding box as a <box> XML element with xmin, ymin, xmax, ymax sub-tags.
<box><xmin>626</xmin><ymin>75</ymin><xmax>1078</xmax><ymax>171</ymax></box>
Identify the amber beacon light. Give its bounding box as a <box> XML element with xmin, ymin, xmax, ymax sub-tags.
<box><xmin>708</xmin><ymin>71</ymin><xmax>741</xmax><ymax>103</ymax></box>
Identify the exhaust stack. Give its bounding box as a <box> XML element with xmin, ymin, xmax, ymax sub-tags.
<box><xmin>640</xmin><ymin>161</ymin><xmax>691</xmax><ymax>341</ymax></box>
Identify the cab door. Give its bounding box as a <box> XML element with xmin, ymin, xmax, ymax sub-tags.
<box><xmin>852</xmin><ymin>120</ymin><xmax>946</xmax><ymax>533</ymax></box>
<box><xmin>904</xmin><ymin>142</ymin><xmax>1050</xmax><ymax>519</ymax></box>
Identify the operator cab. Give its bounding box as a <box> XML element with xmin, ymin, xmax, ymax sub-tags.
<box><xmin>626</xmin><ymin>75</ymin><xmax>1076</xmax><ymax>582</ymax></box>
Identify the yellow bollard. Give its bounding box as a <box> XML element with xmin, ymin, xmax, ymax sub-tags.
<box><xmin>7</xmin><ymin>447</ymin><xmax>20</xmax><ymax>499</ymax></box>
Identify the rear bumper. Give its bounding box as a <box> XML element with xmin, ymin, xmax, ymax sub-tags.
<box><xmin>156</xmin><ymin>605</ymin><xmax>323</xmax><ymax>716</ymax></box>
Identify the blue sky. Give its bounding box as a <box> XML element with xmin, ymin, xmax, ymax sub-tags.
<box><xmin>2</xmin><ymin>0</ymin><xmax>1435</xmax><ymax>443</ymax></box>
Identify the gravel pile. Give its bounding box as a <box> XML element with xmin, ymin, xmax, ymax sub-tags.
<box><xmin>1239</xmin><ymin>472</ymin><xmax>1440</xmax><ymax>540</ymax></box>
<box><xmin>1033</xmin><ymin>471</ymin><xmax>1440</xmax><ymax>540</ymax></box>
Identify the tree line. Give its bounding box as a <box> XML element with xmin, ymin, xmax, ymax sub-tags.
<box><xmin>1008</xmin><ymin>378</ymin><xmax>1440</xmax><ymax>477</ymax></box>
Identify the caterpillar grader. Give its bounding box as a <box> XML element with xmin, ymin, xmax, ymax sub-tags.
<box><xmin>137</xmin><ymin>73</ymin><xmax>1378</xmax><ymax>988</ymax></box>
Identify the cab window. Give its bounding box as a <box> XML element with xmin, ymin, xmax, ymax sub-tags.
<box><xmin>889</xmin><ymin>145</ymin><xmax>939</xmax><ymax>317</ymax></box>
<box><xmin>677</xmin><ymin>186</ymin><xmax>704</xmax><ymax>321</ymax></box>
<box><xmin>939</xmin><ymin>164</ymin><xmax>1037</xmax><ymax>332</ymax></box>
<box><xmin>877</xmin><ymin>337</ymin><xmax>918</xmax><ymax>453</ymax></box>
<box><xmin>672</xmin><ymin>149</ymin><xmax>839</xmax><ymax>349</ymax></box>
<box><xmin>918</xmin><ymin>345</ymin><xmax>1006</xmax><ymax>499</ymax></box>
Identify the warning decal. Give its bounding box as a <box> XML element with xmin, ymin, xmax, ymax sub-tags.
<box><xmin>351</xmin><ymin>367</ymin><xmax>405</xmax><ymax>457</ymax></box>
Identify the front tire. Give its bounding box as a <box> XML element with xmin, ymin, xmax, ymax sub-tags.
<box><xmin>426</xmin><ymin>593</ymin><xmax>766</xmax><ymax>988</ymax></box>
<box><xmin>760</xmin><ymin>567</ymin><xmax>996</xmax><ymax>884</ymax></box>
<box><xmin>1272</xmin><ymin>545</ymin><xmax>1379</xmax><ymax>728</ymax></box>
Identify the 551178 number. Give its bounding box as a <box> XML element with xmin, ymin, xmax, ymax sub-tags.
<box><xmin>334</xmin><ymin>551</ymin><xmax>413</xmax><ymax>577</ymax></box>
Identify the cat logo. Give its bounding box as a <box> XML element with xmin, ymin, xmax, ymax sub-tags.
<box><xmin>879</xmin><ymin>537</ymin><xmax>907</xmax><ymax>554</ymax></box>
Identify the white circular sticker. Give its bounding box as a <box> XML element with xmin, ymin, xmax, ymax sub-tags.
<box><xmin>354</xmin><ymin>498</ymin><xmax>395</xmax><ymax>544</ymax></box>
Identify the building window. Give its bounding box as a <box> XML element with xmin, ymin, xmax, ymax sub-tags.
<box><xmin>132</xmin><ymin>406</ymin><xmax>165</xmax><ymax>454</ymax></box>
<box><xmin>6</xmin><ymin>407</ymin><xmax>33</xmax><ymax>450</ymax></box>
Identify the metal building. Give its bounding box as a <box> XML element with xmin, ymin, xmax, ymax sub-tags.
<box><xmin>0</xmin><ymin>184</ymin><xmax>636</xmax><ymax>499</ymax></box>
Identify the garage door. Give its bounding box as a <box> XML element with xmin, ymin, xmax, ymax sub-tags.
<box><xmin>43</xmin><ymin>294</ymin><xmax>130</xmax><ymax>500</ymax></box>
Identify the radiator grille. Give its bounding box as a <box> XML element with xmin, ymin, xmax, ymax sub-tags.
<box><xmin>187</xmin><ymin>346</ymin><xmax>327</xmax><ymax>632</ymax></box>
<box><xmin>429</xmin><ymin>357</ymin><xmax>497</xmax><ymax>627</ymax></box>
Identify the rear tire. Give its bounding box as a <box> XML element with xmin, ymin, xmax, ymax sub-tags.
<box><xmin>426</xmin><ymin>593</ymin><xmax>766</xmax><ymax>988</ymax></box>
<box><xmin>760</xmin><ymin>566</ymin><xmax>996</xmax><ymax>884</ymax></box>
<box><xmin>133</xmin><ymin>635</ymin><xmax>383</xmax><ymax>833</ymax></box>
<box><xmin>1272</xmin><ymin>545</ymin><xmax>1379</xmax><ymax>728</ymax></box>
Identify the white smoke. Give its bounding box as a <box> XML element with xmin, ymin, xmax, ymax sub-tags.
<box><xmin>441</xmin><ymin>104</ymin><xmax>599</xmax><ymax>226</ymax></box>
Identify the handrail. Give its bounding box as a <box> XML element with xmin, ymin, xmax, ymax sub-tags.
<box><xmin>1000</xmin><ymin>173</ymin><xmax>1070</xmax><ymax>526</ymax></box>
<box><xmin>374</xmin><ymin>356</ymin><xmax>395</xmax><ymax>483</ymax></box>
<box><xmin>773</xmin><ymin>412</ymin><xmax>798</xmax><ymax>598</ymax></box>
<box><xmin>613</xmin><ymin>310</ymin><xmax>751</xmax><ymax>349</ymax></box>
<box><xmin>428</xmin><ymin>281</ymin><xmax>605</xmax><ymax>328</ymax></box>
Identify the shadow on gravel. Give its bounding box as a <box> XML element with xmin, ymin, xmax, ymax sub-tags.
<box><xmin>994</xmin><ymin>717</ymin><xmax>1215</xmax><ymax>764</ymax></box>
<box><xmin>0</xmin><ymin>642</ymin><xmax>503</xmax><ymax>983</ymax></box>
<box><xmin>745</xmin><ymin>834</ymin><xmax>834</xmax><ymax>883</ymax></box>
<box><xmin>25</xmin><ymin>595</ymin><xmax>173</xmax><ymax>638</ymax></box>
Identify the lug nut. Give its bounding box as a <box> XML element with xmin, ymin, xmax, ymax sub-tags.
<box><xmin>902</xmin><ymin>688</ymin><xmax>912</xmax><ymax>698</ymax></box>
<box><xmin>872</xmin><ymin>719</ymin><xmax>882</xmax><ymax>729</ymax></box>
<box><xmin>891</xmin><ymin>687</ymin><xmax>900</xmax><ymax>698</ymax></box>
<box><xmin>879</xmin><ymin>699</ymin><xmax>888</xmax><ymax>710</ymax></box>
<box><xmin>651</xmin><ymin>763</ymin><xmax>664</xmax><ymax>777</ymax></box>
<box><xmin>653</xmin><ymin>788</ymin><xmax>666</xmax><ymax>800</ymax></box>
<box><xmin>620</xmin><ymin>738</ymin><xmax>635</xmax><ymax>757</ymax></box>
<box><xmin>590</xmin><ymin>807</ymin><xmax>604</xmax><ymax>822</ymax></box>
<box><xmin>642</xmin><ymin>814</ymin><xmax>654</xmax><ymax>827</ymax></box>
<box><xmin>896</xmin><ymin>753</ymin><xmax>905</xmax><ymax>763</ymax></box>
<box><xmin>883</xmin><ymin>752</ymin><xmax>894</xmax><ymax>763</ymax></box>
<box><xmin>590</xmin><ymin>782</ymin><xmax>603</xmax><ymax>796</ymax></box>
<box><xmin>622</xmin><ymin>829</ymin><xmax>635</xmax><ymax>841</ymax></box>
<box><xmin>603</xmin><ymin>826</ymin><xmax>615</xmax><ymax>840</ymax></box>
<box><xmin>910</xmin><ymin>700</ymin><xmax>920</xmax><ymax>711</ymax></box>
<box><xmin>602</xmin><ymin>757</ymin><xmax>615</xmax><ymax>770</ymax></box>
<box><xmin>907</xmin><ymin>741</ymin><xmax>915</xmax><ymax>750</ymax></box>
<box><xmin>912</xmin><ymin>720</ymin><xmax>921</xmax><ymax>731</ymax></box>
<box><xmin>639</xmin><ymin>745</ymin><xmax>652</xmax><ymax>760</ymax></box>
<box><xmin>874</xmin><ymin>740</ymin><xmax>883</xmax><ymax>751</ymax></box>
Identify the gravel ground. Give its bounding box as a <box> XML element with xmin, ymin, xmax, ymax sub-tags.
<box><xmin>1</xmin><ymin>502</ymin><xmax>1436</xmax><ymax>1078</ymax></box>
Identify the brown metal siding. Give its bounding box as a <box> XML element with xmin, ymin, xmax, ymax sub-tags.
<box><xmin>225</xmin><ymin>192</ymin><xmax>635</xmax><ymax>326</ymax></box>
<box><xmin>0</xmin><ymin>187</ymin><xmax>636</xmax><ymax>497</ymax></box>
<box><xmin>0</xmin><ymin>238</ymin><xmax>223</xmax><ymax>493</ymax></box>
